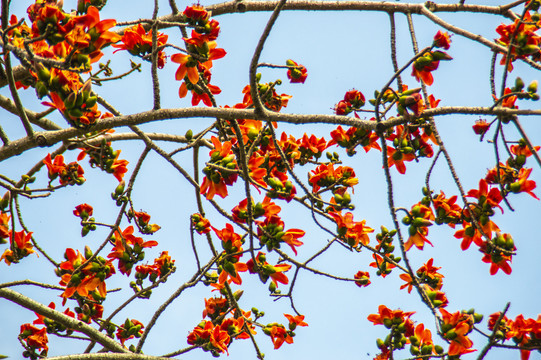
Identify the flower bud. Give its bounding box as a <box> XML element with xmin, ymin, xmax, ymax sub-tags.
<box><xmin>515</xmin><ymin>77</ymin><xmax>525</xmax><ymax>91</ymax></box>
<box><xmin>527</xmin><ymin>80</ymin><xmax>538</xmax><ymax>93</ymax></box>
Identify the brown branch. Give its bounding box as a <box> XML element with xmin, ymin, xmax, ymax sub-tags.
<box><xmin>0</xmin><ymin>288</ymin><xmax>128</xmax><ymax>353</ymax></box>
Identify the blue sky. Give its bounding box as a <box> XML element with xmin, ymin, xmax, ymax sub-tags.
<box><xmin>1</xmin><ymin>1</ymin><xmax>540</xmax><ymax>359</ymax></box>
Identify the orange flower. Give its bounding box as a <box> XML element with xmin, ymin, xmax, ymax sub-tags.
<box><xmin>75</xmin><ymin>6</ymin><xmax>121</xmax><ymax>54</ymax></box>
<box><xmin>439</xmin><ymin>308</ymin><xmax>475</xmax><ymax>356</ymax></box>
<box><xmin>210</xmin><ymin>325</ymin><xmax>231</xmax><ymax>354</ymax></box>
<box><xmin>404</xmin><ymin>203</ymin><xmax>435</xmax><ymax>251</ymax></box>
<box><xmin>267</xmin><ymin>324</ymin><xmax>294</xmax><ymax>349</ymax></box>
<box><xmin>284</xmin><ymin>313</ymin><xmax>308</xmax><ymax>330</ymax></box>
<box><xmin>286</xmin><ymin>59</ymin><xmax>308</xmax><ymax>84</ymax></box>
<box><xmin>0</xmin><ymin>211</ymin><xmax>10</xmax><ymax>240</ymax></box>
<box><xmin>433</xmin><ymin>30</ymin><xmax>451</xmax><ymax>50</ymax></box>
<box><xmin>329</xmin><ymin>211</ymin><xmax>373</xmax><ymax>248</ymax></box>
<box><xmin>386</xmin><ymin>147</ymin><xmax>415</xmax><ymax>174</ymax></box>
<box><xmin>110</xmin><ymin>154</ymin><xmax>129</xmax><ymax>182</ymax></box>
<box><xmin>20</xmin><ymin>323</ymin><xmax>48</xmax><ymax>352</ymax></box>
<box><xmin>108</xmin><ymin>226</ymin><xmax>158</xmax><ymax>275</ymax></box>
<box><xmin>218</xmin><ymin>261</ymin><xmax>248</xmax><ymax>285</ymax></box>
<box><xmin>454</xmin><ymin>219</ymin><xmax>499</xmax><ymax>251</ymax></box>
<box><xmin>411</xmin><ymin>51</ymin><xmax>452</xmax><ymax>86</ymax></box>
<box><xmin>73</xmin><ymin>203</ymin><xmax>93</xmax><ymax>220</ymax></box>
<box><xmin>510</xmin><ymin>141</ymin><xmax>540</xmax><ymax>158</ymax></box>
<box><xmin>467</xmin><ymin>178</ymin><xmax>503</xmax><ymax>212</ymax></box>
<box><xmin>256</xmin><ymin>215</ymin><xmax>304</xmax><ymax>255</ymax></box>
<box><xmin>116</xmin><ymin>319</ymin><xmax>144</xmax><ymax>346</ymax></box>
<box><xmin>203</xmin><ymin>297</ymin><xmax>229</xmax><ymax>319</ymax></box>
<box><xmin>404</xmin><ymin>226</ymin><xmax>432</xmax><ymax>251</ymax></box>
<box><xmin>432</xmin><ymin>191</ymin><xmax>461</xmax><ymax>227</ymax></box>
<box><xmin>0</xmin><ymin>230</ymin><xmax>35</xmax><ymax>265</ymax></box>
<box><xmin>171</xmin><ymin>52</ymin><xmax>200</xmax><ymax>85</ymax></box>
<box><xmin>213</xmin><ymin>223</ymin><xmax>243</xmax><ymax>252</ymax></box>
<box><xmin>200</xmin><ymin>137</ymin><xmax>238</xmax><ymax>200</ymax></box>
<box><xmin>480</xmin><ymin>235</ymin><xmax>513</xmax><ymax>275</ymax></box>
<box><xmin>473</xmin><ymin>119</ymin><xmax>490</xmax><ymax>135</ymax></box>
<box><xmin>510</xmin><ymin>168</ymin><xmax>539</xmax><ymax>200</ymax></box>
<box><xmin>113</xmin><ymin>24</ymin><xmax>168</xmax><ymax>68</ymax></box>
<box><xmin>354</xmin><ymin>271</ymin><xmax>371</xmax><ymax>287</ymax></box>
<box><xmin>367</xmin><ymin>305</ymin><xmax>415</xmax><ymax>336</ymax></box>
<box><xmin>191</xmin><ymin>213</ymin><xmax>211</xmax><ymax>234</ymax></box>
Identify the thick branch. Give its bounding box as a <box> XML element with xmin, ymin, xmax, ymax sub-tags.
<box><xmin>0</xmin><ymin>288</ymin><xmax>128</xmax><ymax>353</ymax></box>
<box><xmin>2</xmin><ymin>105</ymin><xmax>540</xmax><ymax>162</ymax></box>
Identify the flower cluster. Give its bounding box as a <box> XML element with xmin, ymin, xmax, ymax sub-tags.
<box><xmin>192</xmin><ymin>213</ymin><xmax>211</xmax><ymax>234</ymax></box>
<box><xmin>201</xmin><ymin>136</ymin><xmax>239</xmax><ymax>200</ymax></box>
<box><xmin>116</xmin><ymin>318</ymin><xmax>144</xmax><ymax>347</ymax></box>
<box><xmin>128</xmin><ymin>209</ymin><xmax>161</xmax><ymax>234</ymax></box>
<box><xmin>488</xmin><ymin>312</ymin><xmax>541</xmax><ymax>360</ymax></box>
<box><xmin>13</xmin><ymin>2</ymin><xmax>121</xmax><ymax>128</ymax></box>
<box><xmin>329</xmin><ymin>123</ymin><xmax>380</xmax><ymax>156</ymax></box>
<box><xmin>369</xmin><ymin>226</ymin><xmax>399</xmax><ymax>277</ymax></box>
<box><xmin>187</xmin><ymin>303</ymin><xmax>255</xmax><ymax>356</ymax></box>
<box><xmin>328</xmin><ymin>211</ymin><xmax>373</xmax><ymax>249</ymax></box>
<box><xmin>247</xmin><ymin>252</ymin><xmax>293</xmax><ymax>292</ymax></box>
<box><xmin>334</xmin><ymin>89</ymin><xmax>366</xmax><ymax>116</ymax></box>
<box><xmin>134</xmin><ymin>251</ymin><xmax>175</xmax><ymax>289</ymax></box>
<box><xmin>73</xmin><ymin>203</ymin><xmax>96</xmax><ymax>236</ymax></box>
<box><xmin>402</xmin><ymin>202</ymin><xmax>435</xmax><ymax>251</ymax></box>
<box><xmin>496</xmin><ymin>11</ymin><xmax>541</xmax><ymax>72</ymax></box>
<box><xmin>113</xmin><ymin>24</ymin><xmax>168</xmax><ymax>68</ymax></box>
<box><xmin>262</xmin><ymin>314</ymin><xmax>308</xmax><ymax>349</ymax></box>
<box><xmin>439</xmin><ymin>308</ymin><xmax>480</xmax><ymax>356</ymax></box>
<box><xmin>172</xmin><ymin>5</ymin><xmax>225</xmax><ymax>106</ymax></box>
<box><xmin>57</xmin><ymin>246</ymin><xmax>115</xmax><ymax>305</ymax></box>
<box><xmin>78</xmin><ymin>139</ymin><xmax>129</xmax><ymax>182</ymax></box>
<box><xmin>19</xmin><ymin>323</ymin><xmax>49</xmax><ymax>359</ymax></box>
<box><xmin>43</xmin><ymin>153</ymin><xmax>86</xmax><ymax>186</ymax></box>
<box><xmin>107</xmin><ymin>226</ymin><xmax>158</xmax><ymax>276</ymax></box>
<box><xmin>368</xmin><ymin>305</ymin><xmax>416</xmax><ymax>358</ymax></box>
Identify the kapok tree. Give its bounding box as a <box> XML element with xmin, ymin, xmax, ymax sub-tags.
<box><xmin>0</xmin><ymin>0</ymin><xmax>540</xmax><ymax>359</ymax></box>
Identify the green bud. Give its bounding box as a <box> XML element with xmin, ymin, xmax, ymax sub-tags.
<box><xmin>515</xmin><ymin>77</ymin><xmax>525</xmax><ymax>91</ymax></box>
<box><xmin>527</xmin><ymin>80</ymin><xmax>538</xmax><ymax>93</ymax></box>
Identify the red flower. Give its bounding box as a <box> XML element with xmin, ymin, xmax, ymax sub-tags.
<box><xmin>367</xmin><ymin>305</ymin><xmax>415</xmax><ymax>336</ymax></box>
<box><xmin>510</xmin><ymin>168</ymin><xmax>539</xmax><ymax>200</ymax></box>
<box><xmin>467</xmin><ymin>178</ymin><xmax>503</xmax><ymax>212</ymax></box>
<box><xmin>411</xmin><ymin>51</ymin><xmax>452</xmax><ymax>86</ymax></box>
<box><xmin>0</xmin><ymin>230</ymin><xmax>35</xmax><ymax>265</ymax></box>
<box><xmin>112</xmin><ymin>24</ymin><xmax>168</xmax><ymax>68</ymax></box>
<box><xmin>284</xmin><ymin>313</ymin><xmax>308</xmax><ymax>330</ymax></box>
<box><xmin>0</xmin><ymin>211</ymin><xmax>10</xmax><ymax>240</ymax></box>
<box><xmin>286</xmin><ymin>59</ymin><xmax>308</xmax><ymax>84</ymax></box>
<box><xmin>343</xmin><ymin>89</ymin><xmax>366</xmax><ymax>108</ymax></box>
<box><xmin>20</xmin><ymin>323</ymin><xmax>48</xmax><ymax>352</ymax></box>
<box><xmin>73</xmin><ymin>203</ymin><xmax>93</xmax><ymax>220</ymax></box>
<box><xmin>354</xmin><ymin>271</ymin><xmax>371</xmax><ymax>287</ymax></box>
<box><xmin>267</xmin><ymin>324</ymin><xmax>293</xmax><ymax>349</ymax></box>
<box><xmin>473</xmin><ymin>119</ymin><xmax>490</xmax><ymax>135</ymax></box>
<box><xmin>386</xmin><ymin>147</ymin><xmax>415</xmax><ymax>174</ymax></box>
<box><xmin>439</xmin><ymin>308</ymin><xmax>476</xmax><ymax>356</ymax></box>
<box><xmin>329</xmin><ymin>211</ymin><xmax>373</xmax><ymax>248</ymax></box>
<box><xmin>200</xmin><ymin>137</ymin><xmax>238</xmax><ymax>200</ymax></box>
<box><xmin>192</xmin><ymin>213</ymin><xmax>211</xmax><ymax>234</ymax></box>
<box><xmin>116</xmin><ymin>319</ymin><xmax>144</xmax><ymax>346</ymax></box>
<box><xmin>433</xmin><ymin>30</ymin><xmax>451</xmax><ymax>50</ymax></box>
